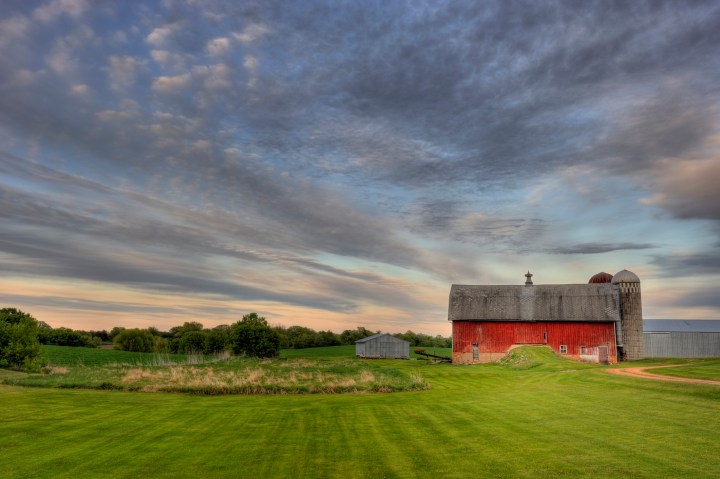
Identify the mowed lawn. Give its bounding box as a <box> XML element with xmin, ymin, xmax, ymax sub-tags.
<box><xmin>1</xmin><ymin>347</ymin><xmax>719</xmax><ymax>478</ymax></box>
<box><xmin>648</xmin><ymin>359</ymin><xmax>720</xmax><ymax>381</ymax></box>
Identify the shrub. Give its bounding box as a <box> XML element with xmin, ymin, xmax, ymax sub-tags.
<box><xmin>113</xmin><ymin>328</ymin><xmax>156</xmax><ymax>353</ymax></box>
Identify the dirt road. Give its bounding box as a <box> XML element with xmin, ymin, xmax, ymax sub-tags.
<box><xmin>607</xmin><ymin>364</ymin><xmax>720</xmax><ymax>386</ymax></box>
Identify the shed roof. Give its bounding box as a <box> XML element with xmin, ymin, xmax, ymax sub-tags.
<box><xmin>449</xmin><ymin>284</ymin><xmax>619</xmax><ymax>322</ymax></box>
<box><xmin>355</xmin><ymin>333</ymin><xmax>410</xmax><ymax>344</ymax></box>
<box><xmin>644</xmin><ymin>319</ymin><xmax>720</xmax><ymax>333</ymax></box>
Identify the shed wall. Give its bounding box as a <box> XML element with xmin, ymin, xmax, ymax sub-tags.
<box><xmin>644</xmin><ymin>332</ymin><xmax>720</xmax><ymax>358</ymax></box>
<box><xmin>452</xmin><ymin>321</ymin><xmax>617</xmax><ymax>364</ymax></box>
<box><xmin>356</xmin><ymin>336</ymin><xmax>409</xmax><ymax>359</ymax></box>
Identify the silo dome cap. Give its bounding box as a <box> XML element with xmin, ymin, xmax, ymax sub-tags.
<box><xmin>611</xmin><ymin>269</ymin><xmax>640</xmax><ymax>284</ymax></box>
<box><xmin>589</xmin><ymin>272</ymin><xmax>613</xmax><ymax>284</ymax></box>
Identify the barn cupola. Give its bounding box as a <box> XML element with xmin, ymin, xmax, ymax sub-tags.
<box><xmin>524</xmin><ymin>271</ymin><xmax>533</xmax><ymax>286</ymax></box>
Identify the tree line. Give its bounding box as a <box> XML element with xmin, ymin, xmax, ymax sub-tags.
<box><xmin>1</xmin><ymin>307</ymin><xmax>451</xmax><ymax>370</ymax></box>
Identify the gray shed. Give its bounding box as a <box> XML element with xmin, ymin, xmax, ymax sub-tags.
<box><xmin>355</xmin><ymin>333</ymin><xmax>410</xmax><ymax>359</ymax></box>
<box><xmin>644</xmin><ymin>320</ymin><xmax>720</xmax><ymax>358</ymax></box>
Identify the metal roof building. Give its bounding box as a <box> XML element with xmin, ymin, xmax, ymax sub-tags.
<box><xmin>355</xmin><ymin>333</ymin><xmax>409</xmax><ymax>359</ymax></box>
<box><xmin>643</xmin><ymin>320</ymin><xmax>720</xmax><ymax>358</ymax></box>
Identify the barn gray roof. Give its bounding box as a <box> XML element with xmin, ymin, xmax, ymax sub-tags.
<box><xmin>448</xmin><ymin>284</ymin><xmax>620</xmax><ymax>322</ymax></box>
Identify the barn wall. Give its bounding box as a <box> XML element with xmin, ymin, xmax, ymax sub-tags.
<box><xmin>452</xmin><ymin>321</ymin><xmax>617</xmax><ymax>364</ymax></box>
<box><xmin>644</xmin><ymin>332</ymin><xmax>720</xmax><ymax>358</ymax></box>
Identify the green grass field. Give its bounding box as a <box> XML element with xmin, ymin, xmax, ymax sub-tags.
<box><xmin>648</xmin><ymin>359</ymin><xmax>720</xmax><ymax>381</ymax></box>
<box><xmin>1</xmin><ymin>346</ymin><xmax>719</xmax><ymax>478</ymax></box>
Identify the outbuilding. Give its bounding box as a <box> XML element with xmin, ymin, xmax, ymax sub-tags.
<box><xmin>355</xmin><ymin>333</ymin><xmax>410</xmax><ymax>359</ymax></box>
<box><xmin>644</xmin><ymin>320</ymin><xmax>720</xmax><ymax>358</ymax></box>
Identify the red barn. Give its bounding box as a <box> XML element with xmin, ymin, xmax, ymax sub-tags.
<box><xmin>447</xmin><ymin>271</ymin><xmax>641</xmax><ymax>365</ymax></box>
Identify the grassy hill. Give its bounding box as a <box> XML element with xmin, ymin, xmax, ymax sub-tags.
<box><xmin>1</xmin><ymin>346</ymin><xmax>719</xmax><ymax>478</ymax></box>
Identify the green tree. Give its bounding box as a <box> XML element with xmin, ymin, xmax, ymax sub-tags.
<box><xmin>340</xmin><ymin>327</ymin><xmax>375</xmax><ymax>344</ymax></box>
<box><xmin>109</xmin><ymin>326</ymin><xmax>126</xmax><ymax>341</ymax></box>
<box><xmin>205</xmin><ymin>330</ymin><xmax>228</xmax><ymax>354</ymax></box>
<box><xmin>179</xmin><ymin>330</ymin><xmax>206</xmax><ymax>354</ymax></box>
<box><xmin>38</xmin><ymin>327</ymin><xmax>98</xmax><ymax>348</ymax></box>
<box><xmin>0</xmin><ymin>308</ymin><xmax>45</xmax><ymax>369</ymax></box>
<box><xmin>170</xmin><ymin>321</ymin><xmax>204</xmax><ymax>338</ymax></box>
<box><xmin>113</xmin><ymin>328</ymin><xmax>156</xmax><ymax>353</ymax></box>
<box><xmin>229</xmin><ymin>313</ymin><xmax>280</xmax><ymax>358</ymax></box>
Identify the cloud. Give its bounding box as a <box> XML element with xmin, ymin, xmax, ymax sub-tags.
<box><xmin>551</xmin><ymin>243</ymin><xmax>656</xmax><ymax>255</ymax></box>
<box><xmin>672</xmin><ymin>287</ymin><xmax>720</xmax><ymax>309</ymax></box>
<box><xmin>206</xmin><ymin>37</ymin><xmax>230</xmax><ymax>56</ymax></box>
<box><xmin>108</xmin><ymin>55</ymin><xmax>143</xmax><ymax>92</ymax></box>
<box><xmin>232</xmin><ymin>23</ymin><xmax>270</xmax><ymax>44</ymax></box>
<box><xmin>152</xmin><ymin>72</ymin><xmax>192</xmax><ymax>93</ymax></box>
<box><xmin>0</xmin><ymin>153</ymin><xmax>439</xmax><ymax>314</ymax></box>
<box><xmin>71</xmin><ymin>83</ymin><xmax>89</xmax><ymax>96</ymax></box>
<box><xmin>146</xmin><ymin>25</ymin><xmax>177</xmax><ymax>46</ymax></box>
<box><xmin>33</xmin><ymin>0</ymin><xmax>87</xmax><ymax>22</ymax></box>
<box><xmin>652</xmin><ymin>252</ymin><xmax>720</xmax><ymax>278</ymax></box>
<box><xmin>2</xmin><ymin>69</ymin><xmax>35</xmax><ymax>88</ymax></box>
<box><xmin>0</xmin><ymin>15</ymin><xmax>30</xmax><ymax>48</ymax></box>
<box><xmin>641</xmin><ymin>157</ymin><xmax>720</xmax><ymax>221</ymax></box>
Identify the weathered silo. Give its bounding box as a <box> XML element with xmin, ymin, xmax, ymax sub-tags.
<box><xmin>612</xmin><ymin>269</ymin><xmax>644</xmax><ymax>360</ymax></box>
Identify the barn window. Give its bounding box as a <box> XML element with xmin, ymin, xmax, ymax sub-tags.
<box><xmin>559</xmin><ymin>345</ymin><xmax>568</xmax><ymax>354</ymax></box>
<box><xmin>472</xmin><ymin>343</ymin><xmax>479</xmax><ymax>361</ymax></box>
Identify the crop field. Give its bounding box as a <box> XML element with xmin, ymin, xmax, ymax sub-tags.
<box><xmin>1</xmin><ymin>346</ymin><xmax>719</xmax><ymax>478</ymax></box>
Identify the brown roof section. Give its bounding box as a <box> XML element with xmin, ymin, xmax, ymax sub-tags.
<box><xmin>588</xmin><ymin>272</ymin><xmax>613</xmax><ymax>284</ymax></box>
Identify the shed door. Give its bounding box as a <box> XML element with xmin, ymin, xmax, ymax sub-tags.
<box><xmin>598</xmin><ymin>346</ymin><xmax>609</xmax><ymax>364</ymax></box>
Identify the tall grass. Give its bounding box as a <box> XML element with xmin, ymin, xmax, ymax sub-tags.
<box><xmin>6</xmin><ymin>347</ymin><xmax>428</xmax><ymax>394</ymax></box>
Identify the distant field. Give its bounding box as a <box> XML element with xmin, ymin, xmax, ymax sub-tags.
<box><xmin>280</xmin><ymin>344</ymin><xmax>452</xmax><ymax>360</ymax></box>
<box><xmin>1</xmin><ymin>346</ymin><xmax>719</xmax><ymax>478</ymax></box>
<box><xmin>280</xmin><ymin>344</ymin><xmax>356</xmax><ymax>358</ymax></box>
<box><xmin>42</xmin><ymin>344</ymin><xmax>195</xmax><ymax>366</ymax></box>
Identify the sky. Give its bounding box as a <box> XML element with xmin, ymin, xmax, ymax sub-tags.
<box><xmin>1</xmin><ymin>0</ymin><xmax>719</xmax><ymax>336</ymax></box>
